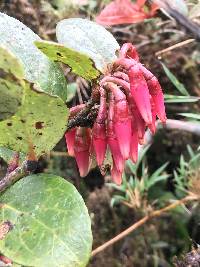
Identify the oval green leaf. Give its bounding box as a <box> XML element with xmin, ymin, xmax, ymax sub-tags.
<box><xmin>35</xmin><ymin>41</ymin><xmax>100</xmax><ymax>81</ymax></box>
<box><xmin>0</xmin><ymin>46</ymin><xmax>24</xmax><ymax>80</ymax></box>
<box><xmin>0</xmin><ymin>13</ymin><xmax>67</xmax><ymax>101</ymax></box>
<box><xmin>0</xmin><ymin>47</ymin><xmax>24</xmax><ymax>121</ymax></box>
<box><xmin>0</xmin><ymin>79</ymin><xmax>23</xmax><ymax>121</ymax></box>
<box><xmin>0</xmin><ymin>174</ymin><xmax>92</xmax><ymax>267</ymax></box>
<box><xmin>56</xmin><ymin>18</ymin><xmax>120</xmax><ymax>73</ymax></box>
<box><xmin>0</xmin><ymin>81</ymin><xmax>68</xmax><ymax>156</ymax></box>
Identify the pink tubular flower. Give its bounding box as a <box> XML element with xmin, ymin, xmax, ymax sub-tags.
<box><xmin>129</xmin><ymin>64</ymin><xmax>152</xmax><ymax>124</ymax></box>
<box><xmin>111</xmin><ymin>163</ymin><xmax>123</xmax><ymax>185</ymax></box>
<box><xmin>108</xmin><ymin>83</ymin><xmax>132</xmax><ymax>159</ymax></box>
<box><xmin>139</xmin><ymin>65</ymin><xmax>166</xmax><ymax>123</ymax></box>
<box><xmin>92</xmin><ymin>87</ymin><xmax>107</xmax><ymax>166</ymax></box>
<box><xmin>107</xmin><ymin>93</ymin><xmax>125</xmax><ymax>172</ymax></box>
<box><xmin>130</xmin><ymin>126</ymin><xmax>138</xmax><ymax>163</ymax></box>
<box><xmin>119</xmin><ymin>42</ymin><xmax>139</xmax><ymax>62</ymax></box>
<box><xmin>65</xmin><ymin>42</ymin><xmax>166</xmax><ymax>185</ymax></box>
<box><xmin>65</xmin><ymin>128</ymin><xmax>76</xmax><ymax>156</ymax></box>
<box><xmin>74</xmin><ymin>127</ymin><xmax>91</xmax><ymax>177</ymax></box>
<box><xmin>148</xmin><ymin>97</ymin><xmax>157</xmax><ymax>134</ymax></box>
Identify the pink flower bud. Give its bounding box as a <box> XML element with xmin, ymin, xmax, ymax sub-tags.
<box><xmin>65</xmin><ymin>128</ymin><xmax>76</xmax><ymax>157</ymax></box>
<box><xmin>92</xmin><ymin>122</ymin><xmax>107</xmax><ymax>166</ymax></box>
<box><xmin>74</xmin><ymin>127</ymin><xmax>91</xmax><ymax>177</ymax></box>
<box><xmin>92</xmin><ymin>87</ymin><xmax>107</xmax><ymax>166</ymax></box>
<box><xmin>129</xmin><ymin>97</ymin><xmax>146</xmax><ymax>142</ymax></box>
<box><xmin>111</xmin><ymin>164</ymin><xmax>123</xmax><ymax>185</ymax></box>
<box><xmin>150</xmin><ymin>87</ymin><xmax>166</xmax><ymax>123</ymax></box>
<box><xmin>120</xmin><ymin>43</ymin><xmax>139</xmax><ymax>62</ymax></box>
<box><xmin>107</xmin><ymin>92</ymin><xmax>125</xmax><ymax>172</ymax></box>
<box><xmin>148</xmin><ymin>99</ymin><xmax>157</xmax><ymax>134</ymax></box>
<box><xmin>108</xmin><ymin>138</ymin><xmax>125</xmax><ymax>173</ymax></box>
<box><xmin>109</xmin><ymin>85</ymin><xmax>132</xmax><ymax>159</ymax></box>
<box><xmin>129</xmin><ymin>64</ymin><xmax>152</xmax><ymax>124</ymax></box>
<box><xmin>130</xmin><ymin>120</ymin><xmax>139</xmax><ymax>163</ymax></box>
<box><xmin>140</xmin><ymin>64</ymin><xmax>166</xmax><ymax>123</ymax></box>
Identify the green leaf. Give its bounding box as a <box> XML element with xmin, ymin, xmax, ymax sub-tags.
<box><xmin>178</xmin><ymin>113</ymin><xmax>200</xmax><ymax>120</ymax></box>
<box><xmin>56</xmin><ymin>18</ymin><xmax>120</xmax><ymax>73</ymax></box>
<box><xmin>0</xmin><ymin>47</ymin><xmax>25</xmax><ymax>121</ymax></box>
<box><xmin>164</xmin><ymin>94</ymin><xmax>200</xmax><ymax>103</ymax></box>
<box><xmin>110</xmin><ymin>195</ymin><xmax>126</xmax><ymax>207</ymax></box>
<box><xmin>0</xmin><ymin>46</ymin><xmax>68</xmax><ymax>157</ymax></box>
<box><xmin>0</xmin><ymin>174</ymin><xmax>92</xmax><ymax>267</ymax></box>
<box><xmin>0</xmin><ymin>13</ymin><xmax>67</xmax><ymax>101</ymax></box>
<box><xmin>35</xmin><ymin>41</ymin><xmax>100</xmax><ymax>81</ymax></box>
<box><xmin>0</xmin><ymin>82</ymin><xmax>68</xmax><ymax>156</ymax></box>
<box><xmin>0</xmin><ymin>78</ymin><xmax>23</xmax><ymax>121</ymax></box>
<box><xmin>127</xmin><ymin>145</ymin><xmax>150</xmax><ymax>176</ymax></box>
<box><xmin>161</xmin><ymin>63</ymin><xmax>189</xmax><ymax>96</ymax></box>
<box><xmin>0</xmin><ymin>46</ymin><xmax>24</xmax><ymax>80</ymax></box>
<box><xmin>0</xmin><ymin>147</ymin><xmax>25</xmax><ymax>164</ymax></box>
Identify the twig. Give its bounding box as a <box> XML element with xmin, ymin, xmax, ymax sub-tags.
<box><xmin>155</xmin><ymin>39</ymin><xmax>195</xmax><ymax>57</ymax></box>
<box><xmin>0</xmin><ymin>161</ymin><xmax>29</xmax><ymax>193</ymax></box>
<box><xmin>142</xmin><ymin>119</ymin><xmax>200</xmax><ymax>151</ymax></box>
<box><xmin>67</xmin><ymin>100</ymin><xmax>99</xmax><ymax>130</ymax></box>
<box><xmin>153</xmin><ymin>0</ymin><xmax>200</xmax><ymax>40</ymax></box>
<box><xmin>91</xmin><ymin>194</ymin><xmax>198</xmax><ymax>257</ymax></box>
<box><xmin>160</xmin><ymin>119</ymin><xmax>200</xmax><ymax>136</ymax></box>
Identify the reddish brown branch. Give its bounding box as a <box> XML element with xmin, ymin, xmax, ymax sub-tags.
<box><xmin>0</xmin><ymin>161</ymin><xmax>29</xmax><ymax>193</ymax></box>
<box><xmin>91</xmin><ymin>194</ymin><xmax>199</xmax><ymax>257</ymax></box>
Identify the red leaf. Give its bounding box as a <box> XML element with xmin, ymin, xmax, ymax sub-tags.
<box><xmin>96</xmin><ymin>0</ymin><xmax>158</xmax><ymax>26</ymax></box>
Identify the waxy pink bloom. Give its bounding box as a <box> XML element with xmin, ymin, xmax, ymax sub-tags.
<box><xmin>92</xmin><ymin>88</ymin><xmax>107</xmax><ymax>166</ymax></box>
<box><xmin>109</xmin><ymin>84</ymin><xmax>132</xmax><ymax>159</ymax></box>
<box><xmin>107</xmin><ymin>93</ymin><xmax>125</xmax><ymax>172</ymax></box>
<box><xmin>111</xmin><ymin>163</ymin><xmax>123</xmax><ymax>185</ymax></box>
<box><xmin>65</xmin><ymin>129</ymin><xmax>76</xmax><ymax>157</ymax></box>
<box><xmin>96</xmin><ymin>0</ymin><xmax>159</xmax><ymax>26</ymax></box>
<box><xmin>65</xmin><ymin>43</ymin><xmax>166</xmax><ymax>184</ymax></box>
<box><xmin>74</xmin><ymin>127</ymin><xmax>91</xmax><ymax>177</ymax></box>
<box><xmin>130</xmin><ymin>130</ymin><xmax>138</xmax><ymax>163</ymax></box>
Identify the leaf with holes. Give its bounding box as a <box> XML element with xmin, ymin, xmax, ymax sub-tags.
<box><xmin>0</xmin><ymin>79</ymin><xmax>24</xmax><ymax>122</ymax></box>
<box><xmin>0</xmin><ymin>46</ymin><xmax>24</xmax><ymax>80</ymax></box>
<box><xmin>0</xmin><ymin>12</ymin><xmax>67</xmax><ymax>101</ymax></box>
<box><xmin>56</xmin><ymin>18</ymin><xmax>120</xmax><ymax>73</ymax></box>
<box><xmin>35</xmin><ymin>41</ymin><xmax>100</xmax><ymax>81</ymax></box>
<box><xmin>0</xmin><ymin>81</ymin><xmax>68</xmax><ymax>156</ymax></box>
<box><xmin>0</xmin><ymin>30</ymin><xmax>68</xmax><ymax>157</ymax></box>
<box><xmin>0</xmin><ymin>174</ymin><xmax>92</xmax><ymax>267</ymax></box>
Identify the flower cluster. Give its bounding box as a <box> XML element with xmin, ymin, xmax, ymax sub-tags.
<box><xmin>96</xmin><ymin>0</ymin><xmax>158</xmax><ymax>26</ymax></box>
<box><xmin>65</xmin><ymin>43</ymin><xmax>166</xmax><ymax>185</ymax></box>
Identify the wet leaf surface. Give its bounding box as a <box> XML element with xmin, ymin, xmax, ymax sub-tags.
<box><xmin>0</xmin><ymin>12</ymin><xmax>67</xmax><ymax>101</ymax></box>
<box><xmin>0</xmin><ymin>174</ymin><xmax>92</xmax><ymax>267</ymax></box>
<box><xmin>56</xmin><ymin>18</ymin><xmax>120</xmax><ymax>73</ymax></box>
